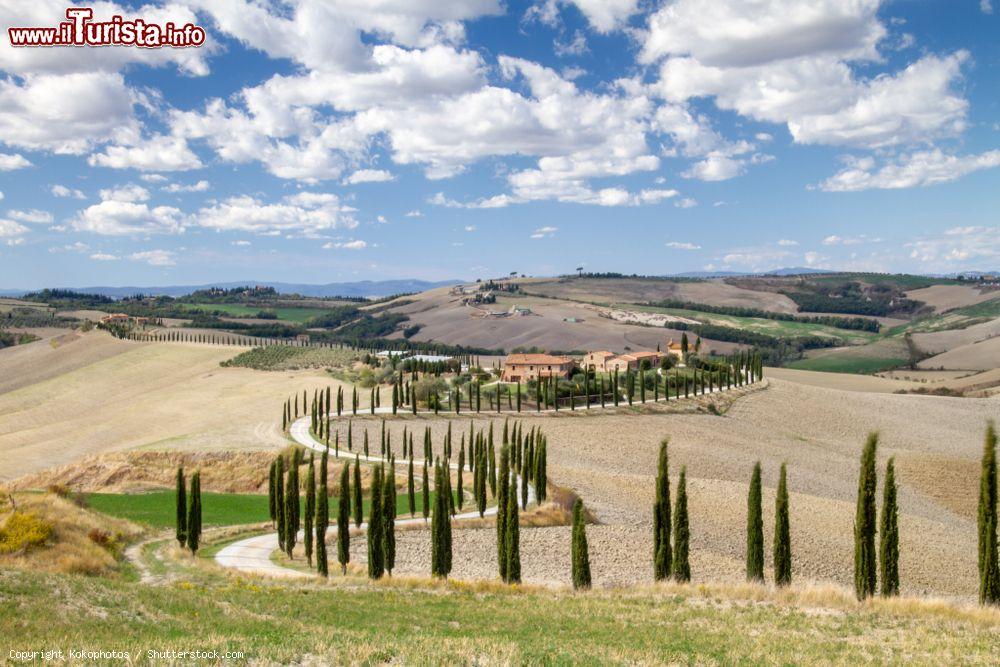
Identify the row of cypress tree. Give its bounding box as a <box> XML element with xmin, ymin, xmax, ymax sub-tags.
<box><xmin>174</xmin><ymin>466</ymin><xmax>202</xmax><ymax>554</ymax></box>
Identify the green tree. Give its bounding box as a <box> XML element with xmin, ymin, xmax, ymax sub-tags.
<box><xmin>653</xmin><ymin>439</ymin><xmax>672</xmax><ymax>581</ymax></box>
<box><xmin>746</xmin><ymin>462</ymin><xmax>764</xmax><ymax>582</ymax></box>
<box><xmin>383</xmin><ymin>462</ymin><xmax>396</xmax><ymax>575</ymax></box>
<box><xmin>185</xmin><ymin>471</ymin><xmax>202</xmax><ymax>554</ymax></box>
<box><xmin>671</xmin><ymin>466</ymin><xmax>690</xmax><ymax>582</ymax></box>
<box><xmin>854</xmin><ymin>433</ymin><xmax>879</xmax><ymax>600</ymax></box>
<box><xmin>337</xmin><ymin>460</ymin><xmax>350</xmax><ymax>575</ymax></box>
<box><xmin>979</xmin><ymin>422</ymin><xmax>1000</xmax><ymax>605</ymax></box>
<box><xmin>304</xmin><ymin>454</ymin><xmax>316</xmax><ymax>566</ymax></box>
<box><xmin>773</xmin><ymin>463</ymin><xmax>792</xmax><ymax>587</ymax></box>
<box><xmin>879</xmin><ymin>458</ymin><xmax>899</xmax><ymax>597</ymax></box>
<box><xmin>497</xmin><ymin>444</ymin><xmax>510</xmax><ymax>580</ymax></box>
<box><xmin>571</xmin><ymin>498</ymin><xmax>591</xmax><ymax>590</ymax></box>
<box><xmin>353</xmin><ymin>454</ymin><xmax>363</xmax><ymax>528</ymax></box>
<box><xmin>505</xmin><ymin>471</ymin><xmax>521</xmax><ymax>584</ymax></box>
<box><xmin>422</xmin><ymin>461</ymin><xmax>430</xmax><ymax>521</ymax></box>
<box><xmin>275</xmin><ymin>455</ymin><xmax>286</xmax><ymax>552</ymax></box>
<box><xmin>457</xmin><ymin>443</ymin><xmax>465</xmax><ymax>510</ymax></box>
<box><xmin>267</xmin><ymin>460</ymin><xmax>276</xmax><ymax>527</ymax></box>
<box><xmin>431</xmin><ymin>462</ymin><xmax>452</xmax><ymax>578</ymax></box>
<box><xmin>367</xmin><ymin>464</ymin><xmax>384</xmax><ymax>579</ymax></box>
<box><xmin>408</xmin><ymin>456</ymin><xmax>416</xmax><ymax>517</ymax></box>
<box><xmin>284</xmin><ymin>449</ymin><xmax>300</xmax><ymax>557</ymax></box>
<box><xmin>175</xmin><ymin>466</ymin><xmax>186</xmax><ymax>547</ymax></box>
<box><xmin>316</xmin><ymin>451</ymin><xmax>329</xmax><ymax>577</ymax></box>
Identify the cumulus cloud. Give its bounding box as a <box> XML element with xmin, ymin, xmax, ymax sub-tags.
<box><xmin>665</xmin><ymin>241</ymin><xmax>700</xmax><ymax>250</ymax></box>
<box><xmin>163</xmin><ymin>180</ymin><xmax>211</xmax><ymax>193</ymax></box>
<box><xmin>905</xmin><ymin>226</ymin><xmax>1000</xmax><ymax>270</ymax></box>
<box><xmin>0</xmin><ymin>218</ymin><xmax>29</xmax><ymax>239</ymax></box>
<box><xmin>777</xmin><ymin>239</ymin><xmax>799</xmax><ymax>246</ymax></box>
<box><xmin>323</xmin><ymin>239</ymin><xmax>368</xmax><ymax>250</ymax></box>
<box><xmin>818</xmin><ymin>149</ymin><xmax>1000</xmax><ymax>192</ymax></box>
<box><xmin>89</xmin><ymin>135</ymin><xmax>204</xmax><ymax>172</ymax></box>
<box><xmin>72</xmin><ymin>184</ymin><xmax>185</xmax><ymax>235</ymax></box>
<box><xmin>405</xmin><ymin>210</ymin><xmax>424</xmax><ymax>217</ymax></box>
<box><xmin>51</xmin><ymin>184</ymin><xmax>86</xmax><ymax>199</ymax></box>
<box><xmin>674</xmin><ymin>198</ymin><xmax>697</xmax><ymax>209</ymax></box>
<box><xmin>7</xmin><ymin>209</ymin><xmax>52</xmax><ymax>224</ymax></box>
<box><xmin>130</xmin><ymin>249</ymin><xmax>177</xmax><ymax>266</ymax></box>
<box><xmin>196</xmin><ymin>192</ymin><xmax>357</xmax><ymax>235</ymax></box>
<box><xmin>342</xmin><ymin>169</ymin><xmax>394</xmax><ymax>185</ymax></box>
<box><xmin>821</xmin><ymin>234</ymin><xmax>881</xmax><ymax>246</ymax></box>
<box><xmin>530</xmin><ymin>226</ymin><xmax>558</xmax><ymax>238</ymax></box>
<box><xmin>90</xmin><ymin>253</ymin><xmax>119</xmax><ymax>261</ymax></box>
<box><xmin>0</xmin><ymin>153</ymin><xmax>31</xmax><ymax>170</ymax></box>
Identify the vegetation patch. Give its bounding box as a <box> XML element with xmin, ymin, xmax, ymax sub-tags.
<box><xmin>220</xmin><ymin>345</ymin><xmax>358</xmax><ymax>371</ymax></box>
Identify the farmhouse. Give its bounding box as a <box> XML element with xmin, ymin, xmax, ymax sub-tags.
<box><xmin>581</xmin><ymin>350</ymin><xmax>616</xmax><ymax>372</ymax></box>
<box><xmin>606</xmin><ymin>350</ymin><xmax>663</xmax><ymax>372</ymax></box>
<box><xmin>501</xmin><ymin>353</ymin><xmax>576</xmax><ymax>382</ymax></box>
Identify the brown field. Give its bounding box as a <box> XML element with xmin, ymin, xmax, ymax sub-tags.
<box><xmin>765</xmin><ymin>367</ymin><xmax>922</xmax><ymax>393</ymax></box>
<box><xmin>0</xmin><ymin>339</ymin><xmax>350</xmax><ymax>481</ymax></box>
<box><xmin>0</xmin><ymin>329</ymin><xmax>132</xmax><ymax>394</ymax></box>
<box><xmin>517</xmin><ymin>277</ymin><xmax>800</xmax><ymax>313</ymax></box>
<box><xmin>919</xmin><ymin>335</ymin><xmax>1000</xmax><ymax>371</ymax></box>
<box><xmin>912</xmin><ymin>317</ymin><xmax>1000</xmax><ymax>356</ymax></box>
<box><xmin>906</xmin><ymin>284</ymin><xmax>1000</xmax><ymax>312</ymax></box>
<box><xmin>386</xmin><ymin>287</ymin><xmax>740</xmax><ymax>353</ymax></box>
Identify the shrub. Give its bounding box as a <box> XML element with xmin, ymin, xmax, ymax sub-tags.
<box><xmin>0</xmin><ymin>511</ymin><xmax>53</xmax><ymax>554</ymax></box>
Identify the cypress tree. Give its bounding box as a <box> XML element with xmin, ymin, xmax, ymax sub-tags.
<box><xmin>653</xmin><ymin>439</ymin><xmax>671</xmax><ymax>581</ymax></box>
<box><xmin>304</xmin><ymin>454</ymin><xmax>316</xmax><ymax>566</ymax></box>
<box><xmin>382</xmin><ymin>462</ymin><xmax>396</xmax><ymax>575</ymax></box>
<box><xmin>671</xmin><ymin>466</ymin><xmax>690</xmax><ymax>582</ymax></box>
<box><xmin>571</xmin><ymin>498</ymin><xmax>591</xmax><ymax>590</ymax></box>
<box><xmin>175</xmin><ymin>466</ymin><xmax>187</xmax><ymax>547</ymax></box>
<box><xmin>186</xmin><ymin>471</ymin><xmax>201</xmax><ymax>554</ymax></box>
<box><xmin>353</xmin><ymin>454</ymin><xmax>362</xmax><ymax>527</ymax></box>
<box><xmin>367</xmin><ymin>464</ymin><xmax>384</xmax><ymax>579</ymax></box>
<box><xmin>316</xmin><ymin>451</ymin><xmax>329</xmax><ymax>577</ymax></box>
<box><xmin>979</xmin><ymin>422</ymin><xmax>1000</xmax><ymax>604</ymax></box>
<box><xmin>879</xmin><ymin>458</ymin><xmax>899</xmax><ymax>597</ymax></box>
<box><xmin>457</xmin><ymin>443</ymin><xmax>465</xmax><ymax>509</ymax></box>
<box><xmin>275</xmin><ymin>455</ymin><xmax>286</xmax><ymax>551</ymax></box>
<box><xmin>854</xmin><ymin>433</ymin><xmax>878</xmax><ymax>600</ymax></box>
<box><xmin>535</xmin><ymin>437</ymin><xmax>547</xmax><ymax>502</ymax></box>
<box><xmin>497</xmin><ymin>444</ymin><xmax>510</xmax><ymax>580</ymax></box>
<box><xmin>773</xmin><ymin>463</ymin><xmax>792</xmax><ymax>587</ymax></box>
<box><xmin>408</xmin><ymin>455</ymin><xmax>416</xmax><ymax>516</ymax></box>
<box><xmin>505</xmin><ymin>472</ymin><xmax>521</xmax><ymax>583</ymax></box>
<box><xmin>337</xmin><ymin>461</ymin><xmax>350</xmax><ymax>575</ymax></box>
<box><xmin>422</xmin><ymin>461</ymin><xmax>430</xmax><ymax>521</ymax></box>
<box><xmin>746</xmin><ymin>462</ymin><xmax>764</xmax><ymax>582</ymax></box>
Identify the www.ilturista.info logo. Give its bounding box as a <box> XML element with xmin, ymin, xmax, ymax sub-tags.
<box><xmin>7</xmin><ymin>7</ymin><xmax>205</xmax><ymax>48</ymax></box>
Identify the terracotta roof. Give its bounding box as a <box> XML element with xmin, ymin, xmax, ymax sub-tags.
<box><xmin>585</xmin><ymin>350</ymin><xmax>616</xmax><ymax>358</ymax></box>
<box><xmin>504</xmin><ymin>353</ymin><xmax>574</xmax><ymax>365</ymax></box>
<box><xmin>615</xmin><ymin>351</ymin><xmax>661</xmax><ymax>362</ymax></box>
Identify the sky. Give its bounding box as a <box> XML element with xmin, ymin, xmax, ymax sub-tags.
<box><xmin>0</xmin><ymin>0</ymin><xmax>998</xmax><ymax>288</ymax></box>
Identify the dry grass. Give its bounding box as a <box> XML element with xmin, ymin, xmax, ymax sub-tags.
<box><xmin>0</xmin><ymin>491</ymin><xmax>142</xmax><ymax>575</ymax></box>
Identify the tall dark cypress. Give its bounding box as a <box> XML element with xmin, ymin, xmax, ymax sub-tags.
<box><xmin>316</xmin><ymin>450</ymin><xmax>329</xmax><ymax>577</ymax></box>
<box><xmin>175</xmin><ymin>466</ymin><xmax>187</xmax><ymax>547</ymax></box>
<box><xmin>431</xmin><ymin>462</ymin><xmax>451</xmax><ymax>578</ymax></box>
<box><xmin>337</xmin><ymin>461</ymin><xmax>350</xmax><ymax>575</ymax></box>
<box><xmin>367</xmin><ymin>464</ymin><xmax>384</xmax><ymax>579</ymax></box>
<box><xmin>267</xmin><ymin>460</ymin><xmax>276</xmax><ymax>526</ymax></box>
<box><xmin>505</xmin><ymin>471</ymin><xmax>521</xmax><ymax>584</ymax></box>
<box><xmin>285</xmin><ymin>449</ymin><xmax>300</xmax><ymax>557</ymax></box>
<box><xmin>671</xmin><ymin>466</ymin><xmax>690</xmax><ymax>582</ymax></box>
<box><xmin>457</xmin><ymin>443</ymin><xmax>465</xmax><ymax>510</ymax></box>
<box><xmin>186</xmin><ymin>471</ymin><xmax>201</xmax><ymax>554</ymax></box>
<box><xmin>854</xmin><ymin>433</ymin><xmax>878</xmax><ymax>600</ymax></box>
<box><xmin>571</xmin><ymin>498</ymin><xmax>591</xmax><ymax>590</ymax></box>
<box><xmin>879</xmin><ymin>458</ymin><xmax>899</xmax><ymax>597</ymax></box>
<box><xmin>275</xmin><ymin>455</ymin><xmax>286</xmax><ymax>551</ymax></box>
<box><xmin>653</xmin><ymin>439</ymin><xmax>672</xmax><ymax>581</ymax></box>
<box><xmin>408</xmin><ymin>455</ymin><xmax>416</xmax><ymax>516</ymax></box>
<box><xmin>746</xmin><ymin>462</ymin><xmax>764</xmax><ymax>582</ymax></box>
<box><xmin>382</xmin><ymin>462</ymin><xmax>396</xmax><ymax>575</ymax></box>
<box><xmin>497</xmin><ymin>444</ymin><xmax>510</xmax><ymax>580</ymax></box>
<box><xmin>304</xmin><ymin>454</ymin><xmax>316</xmax><ymax>565</ymax></box>
<box><xmin>979</xmin><ymin>422</ymin><xmax>1000</xmax><ymax>605</ymax></box>
<box><xmin>353</xmin><ymin>454</ymin><xmax>363</xmax><ymax>527</ymax></box>
<box><xmin>422</xmin><ymin>461</ymin><xmax>430</xmax><ymax>521</ymax></box>
<box><xmin>773</xmin><ymin>463</ymin><xmax>792</xmax><ymax>587</ymax></box>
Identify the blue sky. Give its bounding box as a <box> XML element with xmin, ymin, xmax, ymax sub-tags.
<box><xmin>0</xmin><ymin>0</ymin><xmax>998</xmax><ymax>288</ymax></box>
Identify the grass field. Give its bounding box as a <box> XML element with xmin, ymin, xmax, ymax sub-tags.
<box><xmin>176</xmin><ymin>302</ymin><xmax>325</xmax><ymax>323</ymax></box>
<box><xmin>786</xmin><ymin>354</ymin><xmax>908</xmax><ymax>374</ymax></box>
<box><xmin>85</xmin><ymin>490</ymin><xmax>445</xmax><ymax>528</ymax></box>
<box><xmin>3</xmin><ymin>568</ymin><xmax>998</xmax><ymax>664</ymax></box>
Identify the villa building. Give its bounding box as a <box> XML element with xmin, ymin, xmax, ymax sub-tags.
<box><xmin>501</xmin><ymin>353</ymin><xmax>576</xmax><ymax>382</ymax></box>
<box><xmin>581</xmin><ymin>350</ymin><xmax>616</xmax><ymax>372</ymax></box>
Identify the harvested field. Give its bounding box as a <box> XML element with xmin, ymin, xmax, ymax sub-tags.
<box><xmin>519</xmin><ymin>277</ymin><xmax>800</xmax><ymax>313</ymax></box>
<box><xmin>765</xmin><ymin>367</ymin><xmax>921</xmax><ymax>393</ymax></box>
<box><xmin>906</xmin><ymin>284</ymin><xmax>1000</xmax><ymax>312</ymax></box>
<box><xmin>0</xmin><ymin>329</ymin><xmax>133</xmax><ymax>395</ymax></box>
<box><xmin>912</xmin><ymin>316</ymin><xmax>1000</xmax><ymax>356</ymax></box>
<box><xmin>0</xmin><ymin>339</ymin><xmax>351</xmax><ymax>481</ymax></box>
<box><xmin>918</xmin><ymin>335</ymin><xmax>1000</xmax><ymax>371</ymax></box>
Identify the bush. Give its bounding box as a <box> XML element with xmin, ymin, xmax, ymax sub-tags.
<box><xmin>0</xmin><ymin>511</ymin><xmax>53</xmax><ymax>554</ymax></box>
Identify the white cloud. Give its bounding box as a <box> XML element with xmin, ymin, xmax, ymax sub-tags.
<box><xmin>163</xmin><ymin>180</ymin><xmax>211</xmax><ymax>193</ymax></box>
<box><xmin>51</xmin><ymin>184</ymin><xmax>86</xmax><ymax>199</ymax></box>
<box><xmin>130</xmin><ymin>250</ymin><xmax>177</xmax><ymax>266</ymax></box>
<box><xmin>323</xmin><ymin>239</ymin><xmax>368</xmax><ymax>250</ymax></box>
<box><xmin>89</xmin><ymin>253</ymin><xmax>119</xmax><ymax>261</ymax></box>
<box><xmin>72</xmin><ymin>184</ymin><xmax>184</xmax><ymax>235</ymax></box>
<box><xmin>777</xmin><ymin>239</ymin><xmax>799</xmax><ymax>247</ymax></box>
<box><xmin>7</xmin><ymin>209</ymin><xmax>52</xmax><ymax>224</ymax></box>
<box><xmin>682</xmin><ymin>154</ymin><xmax>745</xmax><ymax>181</ymax></box>
<box><xmin>982</xmin><ymin>0</ymin><xmax>994</xmax><ymax>14</ymax></box>
<box><xmin>231</xmin><ymin>240</ymin><xmax>251</xmax><ymax>247</ymax></box>
<box><xmin>342</xmin><ymin>169</ymin><xmax>394</xmax><ymax>185</ymax></box>
<box><xmin>674</xmin><ymin>198</ymin><xmax>698</xmax><ymax>209</ymax></box>
<box><xmin>464</xmin><ymin>225</ymin><xmax>476</xmax><ymax>232</ymax></box>
<box><xmin>139</xmin><ymin>174</ymin><xmax>169</xmax><ymax>183</ymax></box>
<box><xmin>405</xmin><ymin>209</ymin><xmax>424</xmax><ymax>217</ymax></box>
<box><xmin>565</xmin><ymin>0</ymin><xmax>639</xmax><ymax>32</ymax></box>
<box><xmin>818</xmin><ymin>149</ymin><xmax>1000</xmax><ymax>192</ymax></box>
<box><xmin>821</xmin><ymin>234</ymin><xmax>881</xmax><ymax>246</ymax></box>
<box><xmin>197</xmin><ymin>192</ymin><xmax>356</xmax><ymax>235</ymax></box>
<box><xmin>804</xmin><ymin>250</ymin><xmax>827</xmax><ymax>266</ymax></box>
<box><xmin>665</xmin><ymin>241</ymin><xmax>700</xmax><ymax>250</ymax></box>
<box><xmin>530</xmin><ymin>226</ymin><xmax>558</xmax><ymax>238</ymax></box>
<box><xmin>0</xmin><ymin>153</ymin><xmax>31</xmax><ymax>170</ymax></box>
<box><xmin>554</xmin><ymin>30</ymin><xmax>588</xmax><ymax>58</ymax></box>
<box><xmin>0</xmin><ymin>218</ymin><xmax>29</xmax><ymax>239</ymax></box>
<box><xmin>89</xmin><ymin>135</ymin><xmax>203</xmax><ymax>172</ymax></box>
<box><xmin>99</xmin><ymin>184</ymin><xmax>150</xmax><ymax>203</ymax></box>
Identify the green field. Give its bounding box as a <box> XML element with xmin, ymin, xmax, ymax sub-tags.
<box><xmin>4</xmin><ymin>568</ymin><xmax>997</xmax><ymax>664</ymax></box>
<box><xmin>177</xmin><ymin>303</ymin><xmax>326</xmax><ymax>323</ymax></box>
<box><xmin>786</xmin><ymin>355</ymin><xmax>908</xmax><ymax>374</ymax></box>
<box><xmin>86</xmin><ymin>490</ymin><xmax>443</xmax><ymax>529</ymax></box>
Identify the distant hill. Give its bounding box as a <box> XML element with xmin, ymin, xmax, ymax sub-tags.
<box><xmin>0</xmin><ymin>279</ymin><xmax>462</xmax><ymax>300</ymax></box>
<box><xmin>670</xmin><ymin>267</ymin><xmax>830</xmax><ymax>278</ymax></box>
